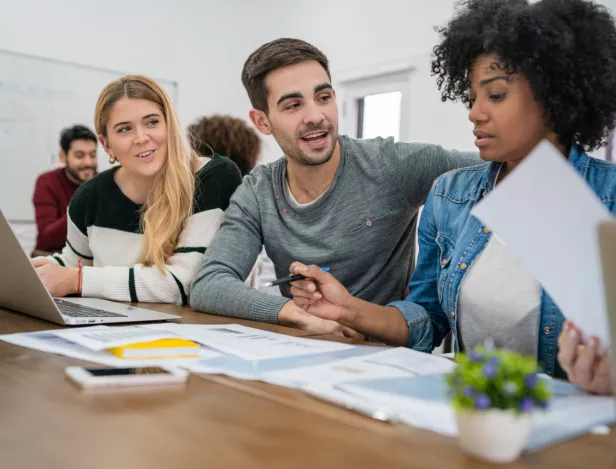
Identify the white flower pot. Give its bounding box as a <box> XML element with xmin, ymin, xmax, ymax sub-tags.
<box><xmin>456</xmin><ymin>409</ymin><xmax>533</xmax><ymax>464</ymax></box>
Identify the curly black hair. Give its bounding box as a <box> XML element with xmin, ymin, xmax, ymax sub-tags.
<box><xmin>188</xmin><ymin>115</ymin><xmax>261</xmax><ymax>176</ymax></box>
<box><xmin>432</xmin><ymin>0</ymin><xmax>616</xmax><ymax>151</ymax></box>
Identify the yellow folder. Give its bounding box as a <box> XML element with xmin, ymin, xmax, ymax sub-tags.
<box><xmin>107</xmin><ymin>338</ymin><xmax>200</xmax><ymax>359</ymax></box>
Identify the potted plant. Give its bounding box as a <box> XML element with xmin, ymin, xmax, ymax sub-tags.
<box><xmin>446</xmin><ymin>347</ymin><xmax>552</xmax><ymax>464</ymax></box>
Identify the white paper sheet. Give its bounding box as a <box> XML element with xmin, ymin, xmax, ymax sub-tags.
<box><xmin>471</xmin><ymin>141</ymin><xmax>614</xmax><ymax>344</ymax></box>
<box><xmin>51</xmin><ymin>325</ymin><xmax>180</xmax><ymax>351</ymax></box>
<box><xmin>144</xmin><ymin>323</ymin><xmax>352</xmax><ymax>360</ymax></box>
<box><xmin>263</xmin><ymin>347</ymin><xmax>455</xmax><ymax>387</ymax></box>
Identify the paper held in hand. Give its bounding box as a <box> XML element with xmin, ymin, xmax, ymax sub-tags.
<box><xmin>471</xmin><ymin>140</ymin><xmax>614</xmax><ymax>345</ymax></box>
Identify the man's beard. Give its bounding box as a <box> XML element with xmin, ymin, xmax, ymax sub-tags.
<box><xmin>65</xmin><ymin>165</ymin><xmax>95</xmax><ymax>184</ymax></box>
<box><xmin>274</xmin><ymin>125</ymin><xmax>338</xmax><ymax>167</ymax></box>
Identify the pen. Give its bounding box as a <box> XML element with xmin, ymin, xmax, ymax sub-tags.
<box><xmin>263</xmin><ymin>266</ymin><xmax>331</xmax><ymax>287</ymax></box>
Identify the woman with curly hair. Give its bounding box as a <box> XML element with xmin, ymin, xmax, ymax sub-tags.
<box><xmin>188</xmin><ymin>115</ymin><xmax>261</xmax><ymax>176</ymax></box>
<box><xmin>288</xmin><ymin>0</ymin><xmax>616</xmax><ymax>394</ymax></box>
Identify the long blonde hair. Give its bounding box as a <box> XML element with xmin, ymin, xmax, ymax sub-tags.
<box><xmin>94</xmin><ymin>74</ymin><xmax>197</xmax><ymax>272</ymax></box>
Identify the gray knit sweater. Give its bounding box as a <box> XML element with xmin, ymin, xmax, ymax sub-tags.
<box><xmin>190</xmin><ymin>136</ymin><xmax>478</xmax><ymax>323</ymax></box>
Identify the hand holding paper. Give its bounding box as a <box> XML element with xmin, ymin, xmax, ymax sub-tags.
<box><xmin>471</xmin><ymin>141</ymin><xmax>613</xmax><ymax>344</ymax></box>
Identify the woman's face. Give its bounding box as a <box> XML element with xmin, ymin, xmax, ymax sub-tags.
<box><xmin>102</xmin><ymin>98</ymin><xmax>168</xmax><ymax>180</ymax></box>
<box><xmin>468</xmin><ymin>54</ymin><xmax>557</xmax><ymax>167</ymax></box>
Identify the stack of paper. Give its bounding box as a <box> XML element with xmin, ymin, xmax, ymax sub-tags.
<box><xmin>0</xmin><ymin>326</ymin><xmax>219</xmax><ymax>368</ymax></box>
<box><xmin>261</xmin><ymin>347</ymin><xmax>455</xmax><ymax>388</ymax></box>
<box><xmin>51</xmin><ymin>326</ymin><xmax>181</xmax><ymax>351</ymax></box>
<box><xmin>305</xmin><ymin>374</ymin><xmax>615</xmax><ymax>453</ymax></box>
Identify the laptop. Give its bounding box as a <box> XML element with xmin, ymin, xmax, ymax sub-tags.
<box><xmin>598</xmin><ymin>221</ymin><xmax>616</xmax><ymax>393</ymax></box>
<box><xmin>0</xmin><ymin>211</ymin><xmax>181</xmax><ymax>325</ymax></box>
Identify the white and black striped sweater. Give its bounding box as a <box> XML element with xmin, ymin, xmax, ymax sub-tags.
<box><xmin>49</xmin><ymin>155</ymin><xmax>242</xmax><ymax>305</ymax></box>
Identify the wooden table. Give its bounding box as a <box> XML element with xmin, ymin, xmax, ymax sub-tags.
<box><xmin>0</xmin><ymin>305</ymin><xmax>614</xmax><ymax>469</ymax></box>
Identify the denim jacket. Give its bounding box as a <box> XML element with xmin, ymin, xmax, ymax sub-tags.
<box><xmin>390</xmin><ymin>146</ymin><xmax>616</xmax><ymax>377</ymax></box>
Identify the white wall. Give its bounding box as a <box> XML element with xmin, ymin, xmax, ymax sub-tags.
<box><xmin>0</xmin><ymin>0</ymin><xmax>488</xmax><ymax>175</ymax></box>
<box><xmin>0</xmin><ymin>0</ymin><xmax>291</xmax><ymax>165</ymax></box>
<box><xmin>286</xmin><ymin>0</ymin><xmax>616</xmax><ymax>153</ymax></box>
<box><xmin>281</xmin><ymin>0</ymin><xmax>477</xmax><ymax>152</ymax></box>
<box><xmin>1</xmin><ymin>0</ymin><xmax>615</xmax><ymax>180</ymax></box>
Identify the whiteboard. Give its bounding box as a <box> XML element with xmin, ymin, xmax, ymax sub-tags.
<box><xmin>0</xmin><ymin>49</ymin><xmax>178</xmax><ymax>221</ymax></box>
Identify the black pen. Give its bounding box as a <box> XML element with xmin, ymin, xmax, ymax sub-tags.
<box><xmin>263</xmin><ymin>266</ymin><xmax>331</xmax><ymax>287</ymax></box>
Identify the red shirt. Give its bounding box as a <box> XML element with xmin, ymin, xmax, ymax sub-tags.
<box><xmin>32</xmin><ymin>167</ymin><xmax>80</xmax><ymax>252</ymax></box>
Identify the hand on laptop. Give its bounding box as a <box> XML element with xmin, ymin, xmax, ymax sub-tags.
<box><xmin>558</xmin><ymin>321</ymin><xmax>613</xmax><ymax>396</ymax></box>
<box><xmin>32</xmin><ymin>258</ymin><xmax>80</xmax><ymax>298</ymax></box>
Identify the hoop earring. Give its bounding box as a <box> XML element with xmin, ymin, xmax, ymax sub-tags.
<box><xmin>109</xmin><ymin>156</ymin><xmax>117</xmax><ymax>164</ymax></box>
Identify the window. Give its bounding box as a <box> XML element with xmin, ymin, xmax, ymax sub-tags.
<box><xmin>338</xmin><ymin>67</ymin><xmax>412</xmax><ymax>142</ymax></box>
<box><xmin>356</xmin><ymin>91</ymin><xmax>402</xmax><ymax>141</ymax></box>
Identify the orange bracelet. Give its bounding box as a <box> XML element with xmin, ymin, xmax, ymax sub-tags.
<box><xmin>77</xmin><ymin>257</ymin><xmax>83</xmax><ymax>296</ymax></box>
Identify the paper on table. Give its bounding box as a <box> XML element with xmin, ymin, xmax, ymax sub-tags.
<box><xmin>51</xmin><ymin>325</ymin><xmax>180</xmax><ymax>351</ymax></box>
<box><xmin>262</xmin><ymin>347</ymin><xmax>455</xmax><ymax>387</ymax></box>
<box><xmin>361</xmin><ymin>347</ymin><xmax>456</xmax><ymax>375</ymax></box>
<box><xmin>471</xmin><ymin>140</ymin><xmax>613</xmax><ymax>344</ymax></box>
<box><xmin>0</xmin><ymin>328</ymin><xmax>220</xmax><ymax>367</ymax></box>
<box><xmin>144</xmin><ymin>323</ymin><xmax>352</xmax><ymax>360</ymax></box>
<box><xmin>183</xmin><ymin>346</ymin><xmax>375</xmax><ymax>381</ymax></box>
<box><xmin>332</xmin><ymin>375</ymin><xmax>615</xmax><ymax>451</ymax></box>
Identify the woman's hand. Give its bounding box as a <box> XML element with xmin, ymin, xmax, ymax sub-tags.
<box><xmin>558</xmin><ymin>321</ymin><xmax>613</xmax><ymax>395</ymax></box>
<box><xmin>33</xmin><ymin>259</ymin><xmax>80</xmax><ymax>298</ymax></box>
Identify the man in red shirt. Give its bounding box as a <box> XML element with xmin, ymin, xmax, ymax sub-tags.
<box><xmin>32</xmin><ymin>125</ymin><xmax>98</xmax><ymax>255</ymax></box>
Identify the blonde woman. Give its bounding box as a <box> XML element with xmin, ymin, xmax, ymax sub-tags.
<box><xmin>32</xmin><ymin>75</ymin><xmax>242</xmax><ymax>305</ymax></box>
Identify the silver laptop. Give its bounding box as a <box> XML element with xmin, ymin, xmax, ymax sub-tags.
<box><xmin>598</xmin><ymin>221</ymin><xmax>616</xmax><ymax>393</ymax></box>
<box><xmin>0</xmin><ymin>211</ymin><xmax>181</xmax><ymax>325</ymax></box>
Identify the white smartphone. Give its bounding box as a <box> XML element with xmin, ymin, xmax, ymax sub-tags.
<box><xmin>65</xmin><ymin>366</ymin><xmax>189</xmax><ymax>389</ymax></box>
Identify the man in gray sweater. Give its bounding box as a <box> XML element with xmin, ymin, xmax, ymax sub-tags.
<box><xmin>190</xmin><ymin>38</ymin><xmax>477</xmax><ymax>336</ymax></box>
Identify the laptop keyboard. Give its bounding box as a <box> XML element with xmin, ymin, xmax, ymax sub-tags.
<box><xmin>54</xmin><ymin>299</ymin><xmax>128</xmax><ymax>318</ymax></box>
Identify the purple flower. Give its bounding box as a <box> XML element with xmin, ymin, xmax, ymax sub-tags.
<box><xmin>482</xmin><ymin>362</ymin><xmax>498</xmax><ymax>379</ymax></box>
<box><xmin>520</xmin><ymin>397</ymin><xmax>535</xmax><ymax>412</ymax></box>
<box><xmin>538</xmin><ymin>400</ymin><xmax>549</xmax><ymax>410</ymax></box>
<box><xmin>487</xmin><ymin>356</ymin><xmax>500</xmax><ymax>367</ymax></box>
<box><xmin>474</xmin><ymin>394</ymin><xmax>491</xmax><ymax>410</ymax></box>
<box><xmin>469</xmin><ymin>351</ymin><xmax>484</xmax><ymax>363</ymax></box>
<box><xmin>463</xmin><ymin>386</ymin><xmax>475</xmax><ymax>398</ymax></box>
<box><xmin>524</xmin><ymin>373</ymin><xmax>539</xmax><ymax>388</ymax></box>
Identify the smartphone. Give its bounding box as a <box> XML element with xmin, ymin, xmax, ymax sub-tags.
<box><xmin>65</xmin><ymin>366</ymin><xmax>189</xmax><ymax>389</ymax></box>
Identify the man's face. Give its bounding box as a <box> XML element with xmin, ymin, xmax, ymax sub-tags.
<box><xmin>63</xmin><ymin>139</ymin><xmax>97</xmax><ymax>183</ymax></box>
<box><xmin>261</xmin><ymin>60</ymin><xmax>339</xmax><ymax>166</ymax></box>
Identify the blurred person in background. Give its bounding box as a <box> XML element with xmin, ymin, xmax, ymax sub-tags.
<box><xmin>188</xmin><ymin>114</ymin><xmax>261</xmax><ymax>176</ymax></box>
<box><xmin>188</xmin><ymin>114</ymin><xmax>278</xmax><ymax>293</ymax></box>
<box><xmin>32</xmin><ymin>125</ymin><xmax>98</xmax><ymax>256</ymax></box>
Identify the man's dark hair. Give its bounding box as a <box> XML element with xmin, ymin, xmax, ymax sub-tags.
<box><xmin>59</xmin><ymin>125</ymin><xmax>97</xmax><ymax>154</ymax></box>
<box><xmin>241</xmin><ymin>38</ymin><xmax>331</xmax><ymax>114</ymax></box>
<box><xmin>432</xmin><ymin>0</ymin><xmax>616</xmax><ymax>151</ymax></box>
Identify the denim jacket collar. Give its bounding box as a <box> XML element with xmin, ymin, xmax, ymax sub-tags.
<box><xmin>479</xmin><ymin>144</ymin><xmax>583</xmax><ymax>198</ymax></box>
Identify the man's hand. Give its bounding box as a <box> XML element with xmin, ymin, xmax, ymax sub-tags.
<box><xmin>34</xmin><ymin>261</ymin><xmax>79</xmax><ymax>298</ymax></box>
<box><xmin>286</xmin><ymin>262</ymin><xmax>411</xmax><ymax>347</ymax></box>
<box><xmin>558</xmin><ymin>321</ymin><xmax>613</xmax><ymax>395</ymax></box>
<box><xmin>277</xmin><ymin>301</ymin><xmax>363</xmax><ymax>340</ymax></box>
<box><xmin>288</xmin><ymin>262</ymin><xmax>354</xmax><ymax>322</ymax></box>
